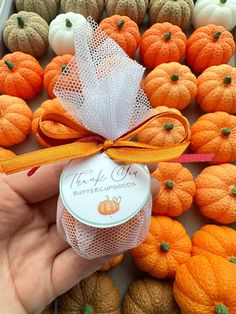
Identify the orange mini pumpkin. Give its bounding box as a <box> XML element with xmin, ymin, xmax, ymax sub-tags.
<box><xmin>144</xmin><ymin>62</ymin><xmax>197</xmax><ymax>110</ymax></box>
<box><xmin>186</xmin><ymin>24</ymin><xmax>235</xmax><ymax>73</ymax></box>
<box><xmin>195</xmin><ymin>163</ymin><xmax>236</xmax><ymax>224</ymax></box>
<box><xmin>44</xmin><ymin>54</ymin><xmax>73</xmax><ymax>98</ymax></box>
<box><xmin>136</xmin><ymin>112</ymin><xmax>191</xmax><ymax>147</ymax></box>
<box><xmin>32</xmin><ymin>98</ymin><xmax>90</xmax><ymax>147</ymax></box>
<box><xmin>0</xmin><ymin>51</ymin><xmax>44</xmax><ymax>99</ymax></box>
<box><xmin>131</xmin><ymin>216</ymin><xmax>192</xmax><ymax>279</ymax></box>
<box><xmin>99</xmin><ymin>15</ymin><xmax>141</xmax><ymax>58</ymax></box>
<box><xmin>98</xmin><ymin>196</ymin><xmax>120</xmax><ymax>215</ymax></box>
<box><xmin>197</xmin><ymin>64</ymin><xmax>236</xmax><ymax>114</ymax></box>
<box><xmin>0</xmin><ymin>95</ymin><xmax>33</xmax><ymax>146</ymax></box>
<box><xmin>140</xmin><ymin>22</ymin><xmax>186</xmax><ymax>69</ymax></box>
<box><xmin>174</xmin><ymin>255</ymin><xmax>236</xmax><ymax>314</ymax></box>
<box><xmin>0</xmin><ymin>147</ymin><xmax>16</xmax><ymax>159</ymax></box>
<box><xmin>190</xmin><ymin>112</ymin><xmax>236</xmax><ymax>164</ymax></box>
<box><xmin>100</xmin><ymin>254</ymin><xmax>124</xmax><ymax>271</ymax></box>
<box><xmin>152</xmin><ymin>162</ymin><xmax>196</xmax><ymax>216</ymax></box>
<box><xmin>192</xmin><ymin>224</ymin><xmax>236</xmax><ymax>264</ymax></box>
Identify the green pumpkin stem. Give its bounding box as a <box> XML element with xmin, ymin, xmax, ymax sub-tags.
<box><xmin>165</xmin><ymin>180</ymin><xmax>174</xmax><ymax>189</ymax></box>
<box><xmin>231</xmin><ymin>187</ymin><xmax>236</xmax><ymax>196</ymax></box>
<box><xmin>105</xmin><ymin>195</ymin><xmax>109</xmax><ymax>201</ymax></box>
<box><xmin>223</xmin><ymin>76</ymin><xmax>232</xmax><ymax>84</ymax></box>
<box><xmin>213</xmin><ymin>32</ymin><xmax>222</xmax><ymax>40</ymax></box>
<box><xmin>17</xmin><ymin>16</ymin><xmax>25</xmax><ymax>28</ymax></box>
<box><xmin>171</xmin><ymin>73</ymin><xmax>179</xmax><ymax>81</ymax></box>
<box><xmin>82</xmin><ymin>305</ymin><xmax>94</xmax><ymax>314</ymax></box>
<box><xmin>229</xmin><ymin>257</ymin><xmax>236</xmax><ymax>264</ymax></box>
<box><xmin>164</xmin><ymin>32</ymin><xmax>172</xmax><ymax>41</ymax></box>
<box><xmin>65</xmin><ymin>18</ymin><xmax>72</xmax><ymax>28</ymax></box>
<box><xmin>117</xmin><ymin>19</ymin><xmax>125</xmax><ymax>29</ymax></box>
<box><xmin>221</xmin><ymin>128</ymin><xmax>231</xmax><ymax>136</ymax></box>
<box><xmin>164</xmin><ymin>122</ymin><xmax>174</xmax><ymax>131</ymax></box>
<box><xmin>160</xmin><ymin>242</ymin><xmax>170</xmax><ymax>253</ymax></box>
<box><xmin>220</xmin><ymin>0</ymin><xmax>227</xmax><ymax>3</ymax></box>
<box><xmin>215</xmin><ymin>304</ymin><xmax>229</xmax><ymax>314</ymax></box>
<box><xmin>61</xmin><ymin>64</ymin><xmax>67</xmax><ymax>72</ymax></box>
<box><xmin>5</xmin><ymin>60</ymin><xmax>14</xmax><ymax>70</ymax></box>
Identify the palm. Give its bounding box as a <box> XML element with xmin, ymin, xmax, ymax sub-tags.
<box><xmin>0</xmin><ymin>163</ymin><xmax>114</xmax><ymax>314</ymax></box>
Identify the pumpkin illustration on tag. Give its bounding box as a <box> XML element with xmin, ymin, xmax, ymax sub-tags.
<box><xmin>98</xmin><ymin>196</ymin><xmax>121</xmax><ymax>215</ymax></box>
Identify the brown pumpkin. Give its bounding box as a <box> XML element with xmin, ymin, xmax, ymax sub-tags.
<box><xmin>192</xmin><ymin>224</ymin><xmax>236</xmax><ymax>264</ymax></box>
<box><xmin>105</xmin><ymin>0</ymin><xmax>148</xmax><ymax>25</ymax></box>
<box><xmin>123</xmin><ymin>278</ymin><xmax>180</xmax><ymax>314</ymax></box>
<box><xmin>58</xmin><ymin>272</ymin><xmax>121</xmax><ymax>313</ymax></box>
<box><xmin>41</xmin><ymin>304</ymin><xmax>54</xmax><ymax>314</ymax></box>
<box><xmin>0</xmin><ymin>95</ymin><xmax>33</xmax><ymax>147</ymax></box>
<box><xmin>60</xmin><ymin>0</ymin><xmax>105</xmax><ymax>21</ymax></box>
<box><xmin>3</xmin><ymin>11</ymin><xmax>49</xmax><ymax>57</ymax></box>
<box><xmin>149</xmin><ymin>0</ymin><xmax>194</xmax><ymax>29</ymax></box>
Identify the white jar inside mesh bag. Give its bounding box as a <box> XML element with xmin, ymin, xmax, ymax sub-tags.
<box><xmin>57</xmin><ymin>153</ymin><xmax>152</xmax><ymax>259</ymax></box>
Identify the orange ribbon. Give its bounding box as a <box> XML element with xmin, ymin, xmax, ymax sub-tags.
<box><xmin>0</xmin><ymin>111</ymin><xmax>190</xmax><ymax>175</ymax></box>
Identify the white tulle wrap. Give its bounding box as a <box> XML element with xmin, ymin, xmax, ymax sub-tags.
<box><xmin>54</xmin><ymin>18</ymin><xmax>153</xmax><ymax>259</ymax></box>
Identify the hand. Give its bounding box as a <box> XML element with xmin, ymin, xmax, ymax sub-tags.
<box><xmin>0</xmin><ymin>162</ymin><xmax>159</xmax><ymax>314</ymax></box>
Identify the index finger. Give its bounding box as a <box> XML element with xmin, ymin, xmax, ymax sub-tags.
<box><xmin>4</xmin><ymin>161</ymin><xmax>67</xmax><ymax>203</ymax></box>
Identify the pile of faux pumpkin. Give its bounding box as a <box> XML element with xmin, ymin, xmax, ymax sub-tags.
<box><xmin>0</xmin><ymin>2</ymin><xmax>236</xmax><ymax>314</ymax></box>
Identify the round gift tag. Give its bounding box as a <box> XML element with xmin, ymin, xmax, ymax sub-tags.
<box><xmin>60</xmin><ymin>153</ymin><xmax>151</xmax><ymax>228</ymax></box>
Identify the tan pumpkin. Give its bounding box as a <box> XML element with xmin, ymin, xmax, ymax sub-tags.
<box><xmin>58</xmin><ymin>272</ymin><xmax>121</xmax><ymax>313</ymax></box>
<box><xmin>105</xmin><ymin>0</ymin><xmax>148</xmax><ymax>25</ymax></box>
<box><xmin>60</xmin><ymin>0</ymin><xmax>105</xmax><ymax>21</ymax></box>
<box><xmin>149</xmin><ymin>0</ymin><xmax>194</xmax><ymax>29</ymax></box>
<box><xmin>14</xmin><ymin>0</ymin><xmax>59</xmax><ymax>23</ymax></box>
<box><xmin>98</xmin><ymin>196</ymin><xmax>120</xmax><ymax>215</ymax></box>
<box><xmin>123</xmin><ymin>278</ymin><xmax>180</xmax><ymax>314</ymax></box>
<box><xmin>3</xmin><ymin>11</ymin><xmax>49</xmax><ymax>57</ymax></box>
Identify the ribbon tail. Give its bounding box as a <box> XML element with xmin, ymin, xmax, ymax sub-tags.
<box><xmin>105</xmin><ymin>142</ymin><xmax>190</xmax><ymax>163</ymax></box>
<box><xmin>0</xmin><ymin>142</ymin><xmax>102</xmax><ymax>175</ymax></box>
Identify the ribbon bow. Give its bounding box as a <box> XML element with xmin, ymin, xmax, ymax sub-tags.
<box><xmin>0</xmin><ymin>111</ymin><xmax>191</xmax><ymax>175</ymax></box>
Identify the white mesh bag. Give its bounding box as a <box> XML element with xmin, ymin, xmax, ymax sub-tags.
<box><xmin>54</xmin><ymin>18</ymin><xmax>154</xmax><ymax>259</ymax></box>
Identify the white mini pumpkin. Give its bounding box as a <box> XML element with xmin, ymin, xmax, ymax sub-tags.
<box><xmin>49</xmin><ymin>12</ymin><xmax>86</xmax><ymax>55</ymax></box>
<box><xmin>192</xmin><ymin>0</ymin><xmax>236</xmax><ymax>31</ymax></box>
